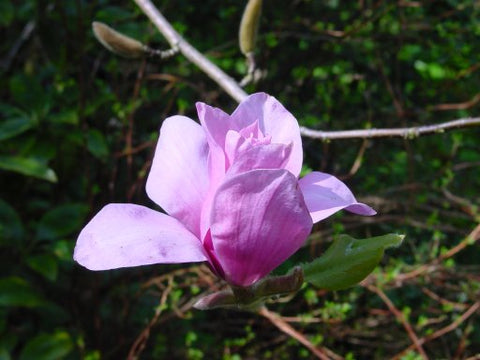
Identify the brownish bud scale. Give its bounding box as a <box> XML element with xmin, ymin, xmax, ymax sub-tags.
<box><xmin>252</xmin><ymin>267</ymin><xmax>304</xmax><ymax>298</ymax></box>
<box><xmin>239</xmin><ymin>0</ymin><xmax>262</xmax><ymax>56</ymax></box>
<box><xmin>192</xmin><ymin>289</ymin><xmax>236</xmax><ymax>310</ymax></box>
<box><xmin>194</xmin><ymin>268</ymin><xmax>304</xmax><ymax>311</ymax></box>
<box><xmin>92</xmin><ymin>21</ymin><xmax>147</xmax><ymax>59</ymax></box>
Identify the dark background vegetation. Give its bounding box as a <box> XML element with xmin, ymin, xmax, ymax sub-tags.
<box><xmin>1</xmin><ymin>0</ymin><xmax>479</xmax><ymax>359</ymax></box>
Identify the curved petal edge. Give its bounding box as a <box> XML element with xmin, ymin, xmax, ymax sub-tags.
<box><xmin>74</xmin><ymin>204</ymin><xmax>207</xmax><ymax>271</ymax></box>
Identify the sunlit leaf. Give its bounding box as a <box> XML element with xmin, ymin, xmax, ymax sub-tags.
<box><xmin>19</xmin><ymin>331</ymin><xmax>73</xmax><ymax>360</ymax></box>
<box><xmin>0</xmin><ymin>156</ymin><xmax>57</xmax><ymax>182</ymax></box>
<box><xmin>301</xmin><ymin>234</ymin><xmax>404</xmax><ymax>290</ymax></box>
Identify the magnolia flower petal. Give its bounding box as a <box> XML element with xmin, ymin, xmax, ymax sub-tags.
<box><xmin>200</xmin><ymin>141</ymin><xmax>294</xmax><ymax>239</ymax></box>
<box><xmin>74</xmin><ymin>204</ymin><xmax>207</xmax><ymax>270</ymax></box>
<box><xmin>195</xmin><ymin>102</ymin><xmax>231</xmax><ymax>187</ymax></box>
<box><xmin>196</xmin><ymin>101</ymin><xmax>233</xmax><ymax>150</ymax></box>
<box><xmin>299</xmin><ymin>172</ymin><xmax>377</xmax><ymax>223</ymax></box>
<box><xmin>227</xmin><ymin>142</ymin><xmax>293</xmax><ymax>175</ymax></box>
<box><xmin>230</xmin><ymin>93</ymin><xmax>303</xmax><ymax>176</ymax></box>
<box><xmin>210</xmin><ymin>169</ymin><xmax>313</xmax><ymax>287</ymax></box>
<box><xmin>146</xmin><ymin>115</ymin><xmax>209</xmax><ymax>237</ymax></box>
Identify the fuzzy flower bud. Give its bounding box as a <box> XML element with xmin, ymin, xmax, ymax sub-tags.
<box><xmin>239</xmin><ymin>0</ymin><xmax>262</xmax><ymax>56</ymax></box>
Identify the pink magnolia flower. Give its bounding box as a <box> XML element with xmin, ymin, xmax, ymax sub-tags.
<box><xmin>74</xmin><ymin>93</ymin><xmax>375</xmax><ymax>287</ymax></box>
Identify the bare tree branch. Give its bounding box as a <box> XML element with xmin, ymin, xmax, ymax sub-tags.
<box><xmin>133</xmin><ymin>0</ymin><xmax>248</xmax><ymax>103</ymax></box>
<box><xmin>300</xmin><ymin>117</ymin><xmax>480</xmax><ymax>140</ymax></box>
<box><xmin>133</xmin><ymin>0</ymin><xmax>480</xmax><ymax>141</ymax></box>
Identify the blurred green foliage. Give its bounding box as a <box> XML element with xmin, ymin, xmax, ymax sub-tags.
<box><xmin>1</xmin><ymin>0</ymin><xmax>479</xmax><ymax>359</ymax></box>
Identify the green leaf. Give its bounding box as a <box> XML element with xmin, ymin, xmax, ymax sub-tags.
<box><xmin>86</xmin><ymin>129</ymin><xmax>109</xmax><ymax>160</ymax></box>
<box><xmin>0</xmin><ymin>117</ymin><xmax>33</xmax><ymax>141</ymax></box>
<box><xmin>26</xmin><ymin>254</ymin><xmax>58</xmax><ymax>281</ymax></box>
<box><xmin>0</xmin><ymin>156</ymin><xmax>57</xmax><ymax>182</ymax></box>
<box><xmin>0</xmin><ymin>198</ymin><xmax>24</xmax><ymax>246</ymax></box>
<box><xmin>301</xmin><ymin>234</ymin><xmax>404</xmax><ymax>290</ymax></box>
<box><xmin>36</xmin><ymin>204</ymin><xmax>88</xmax><ymax>241</ymax></box>
<box><xmin>19</xmin><ymin>331</ymin><xmax>73</xmax><ymax>360</ymax></box>
<box><xmin>8</xmin><ymin>75</ymin><xmax>48</xmax><ymax>114</ymax></box>
<box><xmin>0</xmin><ymin>105</ymin><xmax>34</xmax><ymax>141</ymax></box>
<box><xmin>0</xmin><ymin>1</ymin><xmax>14</xmax><ymax>27</ymax></box>
<box><xmin>0</xmin><ymin>277</ymin><xmax>46</xmax><ymax>308</ymax></box>
<box><xmin>49</xmin><ymin>110</ymin><xmax>79</xmax><ymax>125</ymax></box>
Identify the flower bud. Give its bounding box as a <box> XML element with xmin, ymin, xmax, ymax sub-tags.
<box><xmin>239</xmin><ymin>0</ymin><xmax>262</xmax><ymax>56</ymax></box>
<box><xmin>193</xmin><ymin>289</ymin><xmax>236</xmax><ymax>310</ymax></box>
<box><xmin>92</xmin><ymin>21</ymin><xmax>147</xmax><ymax>59</ymax></box>
<box><xmin>252</xmin><ymin>267</ymin><xmax>304</xmax><ymax>298</ymax></box>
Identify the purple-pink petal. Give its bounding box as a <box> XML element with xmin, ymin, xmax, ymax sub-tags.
<box><xmin>74</xmin><ymin>204</ymin><xmax>207</xmax><ymax>270</ymax></box>
<box><xmin>230</xmin><ymin>93</ymin><xmax>303</xmax><ymax>176</ymax></box>
<box><xmin>146</xmin><ymin>115</ymin><xmax>210</xmax><ymax>237</ymax></box>
<box><xmin>209</xmin><ymin>169</ymin><xmax>313</xmax><ymax>287</ymax></box>
<box><xmin>299</xmin><ymin>172</ymin><xmax>377</xmax><ymax>223</ymax></box>
<box><xmin>226</xmin><ymin>142</ymin><xmax>293</xmax><ymax>176</ymax></box>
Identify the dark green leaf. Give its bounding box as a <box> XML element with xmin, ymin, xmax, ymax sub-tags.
<box><xmin>49</xmin><ymin>110</ymin><xmax>79</xmax><ymax>125</ymax></box>
<box><xmin>26</xmin><ymin>254</ymin><xmax>58</xmax><ymax>281</ymax></box>
<box><xmin>0</xmin><ymin>117</ymin><xmax>33</xmax><ymax>141</ymax></box>
<box><xmin>0</xmin><ymin>1</ymin><xmax>14</xmax><ymax>26</ymax></box>
<box><xmin>0</xmin><ymin>198</ymin><xmax>24</xmax><ymax>245</ymax></box>
<box><xmin>86</xmin><ymin>129</ymin><xmax>109</xmax><ymax>160</ymax></box>
<box><xmin>8</xmin><ymin>75</ymin><xmax>48</xmax><ymax>113</ymax></box>
<box><xmin>301</xmin><ymin>234</ymin><xmax>404</xmax><ymax>290</ymax></box>
<box><xmin>0</xmin><ymin>105</ymin><xmax>33</xmax><ymax>141</ymax></box>
<box><xmin>19</xmin><ymin>332</ymin><xmax>73</xmax><ymax>360</ymax></box>
<box><xmin>0</xmin><ymin>277</ymin><xmax>46</xmax><ymax>308</ymax></box>
<box><xmin>0</xmin><ymin>156</ymin><xmax>57</xmax><ymax>182</ymax></box>
<box><xmin>36</xmin><ymin>204</ymin><xmax>88</xmax><ymax>241</ymax></box>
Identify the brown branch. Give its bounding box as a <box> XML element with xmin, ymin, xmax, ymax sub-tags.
<box><xmin>392</xmin><ymin>301</ymin><xmax>480</xmax><ymax>360</ymax></box>
<box><xmin>258</xmin><ymin>307</ymin><xmax>342</xmax><ymax>360</ymax></box>
<box><xmin>127</xmin><ymin>276</ymin><xmax>174</xmax><ymax>360</ymax></box>
<box><xmin>299</xmin><ymin>117</ymin><xmax>480</xmax><ymax>140</ymax></box>
<box><xmin>366</xmin><ymin>285</ymin><xmax>429</xmax><ymax>360</ymax></box>
<box><xmin>393</xmin><ymin>223</ymin><xmax>480</xmax><ymax>286</ymax></box>
<box><xmin>134</xmin><ymin>0</ymin><xmax>480</xmax><ymax>141</ymax></box>
<box><xmin>430</xmin><ymin>93</ymin><xmax>480</xmax><ymax>111</ymax></box>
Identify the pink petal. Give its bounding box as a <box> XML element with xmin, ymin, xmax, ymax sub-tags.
<box><xmin>230</xmin><ymin>93</ymin><xmax>303</xmax><ymax>176</ymax></box>
<box><xmin>146</xmin><ymin>115</ymin><xmax>209</xmax><ymax>237</ymax></box>
<box><xmin>196</xmin><ymin>101</ymin><xmax>233</xmax><ymax>151</ymax></box>
<box><xmin>227</xmin><ymin>142</ymin><xmax>293</xmax><ymax>175</ymax></box>
<box><xmin>74</xmin><ymin>204</ymin><xmax>207</xmax><ymax>270</ymax></box>
<box><xmin>195</xmin><ymin>102</ymin><xmax>231</xmax><ymax>188</ymax></box>
<box><xmin>210</xmin><ymin>169</ymin><xmax>313</xmax><ymax>286</ymax></box>
<box><xmin>299</xmin><ymin>172</ymin><xmax>377</xmax><ymax>223</ymax></box>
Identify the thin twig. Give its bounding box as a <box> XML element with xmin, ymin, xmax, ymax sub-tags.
<box><xmin>134</xmin><ymin>0</ymin><xmax>480</xmax><ymax>141</ymax></box>
<box><xmin>392</xmin><ymin>223</ymin><xmax>480</xmax><ymax>286</ymax></box>
<box><xmin>2</xmin><ymin>21</ymin><xmax>36</xmax><ymax>72</ymax></box>
<box><xmin>299</xmin><ymin>117</ymin><xmax>480</xmax><ymax>140</ymax></box>
<box><xmin>127</xmin><ymin>276</ymin><xmax>174</xmax><ymax>360</ymax></box>
<box><xmin>133</xmin><ymin>0</ymin><xmax>248</xmax><ymax>103</ymax></box>
<box><xmin>258</xmin><ymin>307</ymin><xmax>342</xmax><ymax>360</ymax></box>
<box><xmin>392</xmin><ymin>302</ymin><xmax>480</xmax><ymax>360</ymax></box>
<box><xmin>366</xmin><ymin>285</ymin><xmax>429</xmax><ymax>360</ymax></box>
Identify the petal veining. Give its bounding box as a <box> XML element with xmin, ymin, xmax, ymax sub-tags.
<box><xmin>146</xmin><ymin>115</ymin><xmax>209</xmax><ymax>236</ymax></box>
<box><xmin>74</xmin><ymin>204</ymin><xmax>207</xmax><ymax>270</ymax></box>
<box><xmin>299</xmin><ymin>172</ymin><xmax>377</xmax><ymax>223</ymax></box>
<box><xmin>210</xmin><ymin>169</ymin><xmax>312</xmax><ymax>286</ymax></box>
